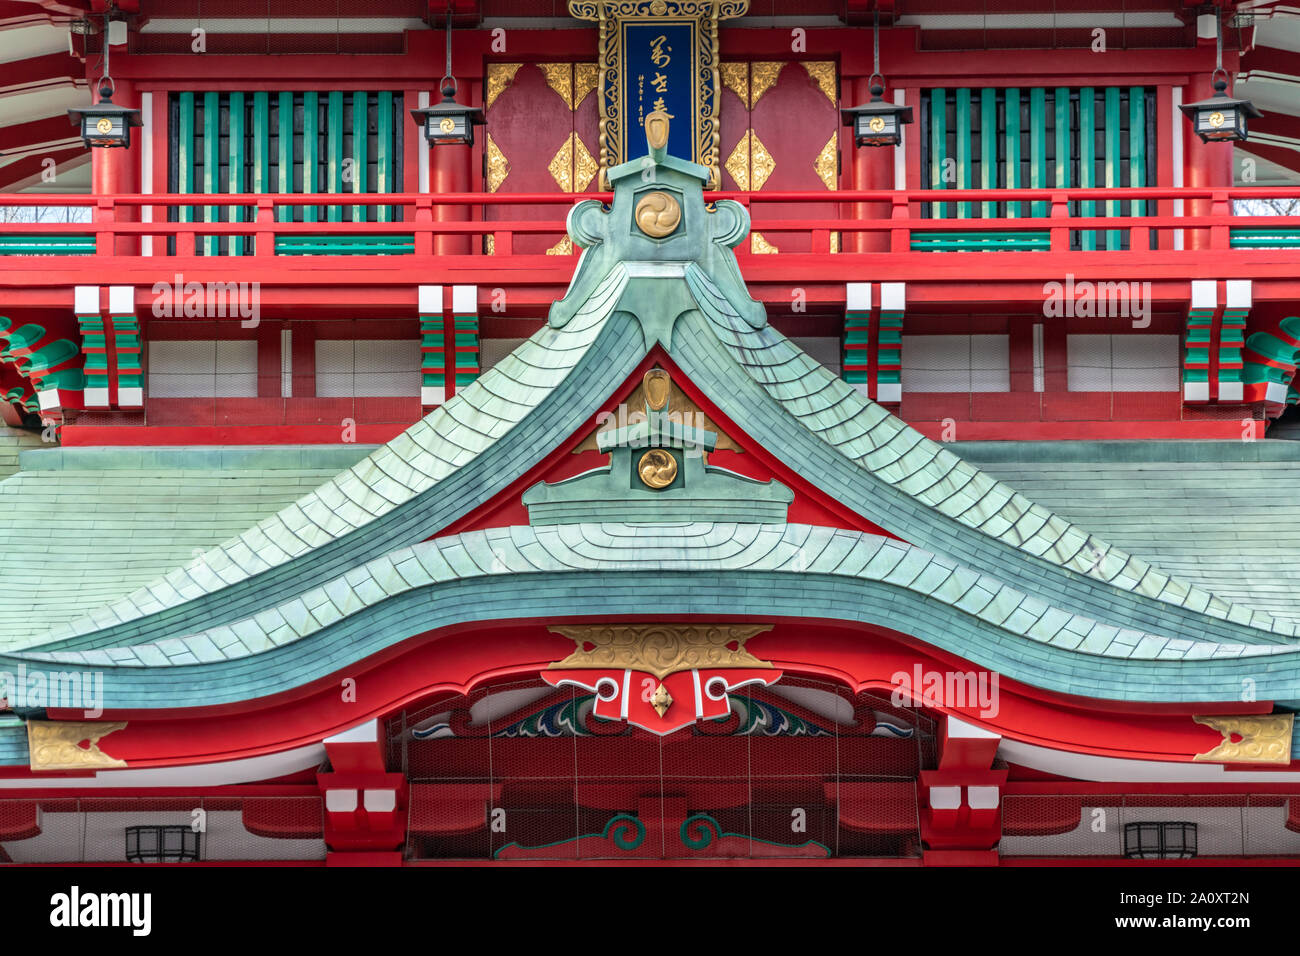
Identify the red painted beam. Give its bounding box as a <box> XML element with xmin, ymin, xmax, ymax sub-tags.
<box><xmin>0</xmin><ymin>145</ymin><xmax>87</xmax><ymax>191</ymax></box>
<box><xmin>0</xmin><ymin>114</ymin><xmax>84</xmax><ymax>155</ymax></box>
<box><xmin>0</xmin><ymin>52</ymin><xmax>83</xmax><ymax>95</ymax></box>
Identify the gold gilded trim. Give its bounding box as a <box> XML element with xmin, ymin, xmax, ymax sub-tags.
<box><xmin>549</xmin><ymin>623</ymin><xmax>774</xmax><ymax>679</ymax></box>
<box><xmin>574</xmin><ymin>135</ymin><xmax>600</xmax><ymax>192</ymax></box>
<box><xmin>485</xmin><ymin>133</ymin><xmax>510</xmax><ymax>193</ymax></box>
<box><xmin>539</xmin><ymin>62</ymin><xmax>574</xmax><ymax>109</ymax></box>
<box><xmin>751</xmin><ymin>231</ymin><xmax>778</xmax><ymax>254</ymax></box>
<box><xmin>1193</xmin><ymin>714</ymin><xmax>1294</xmax><ymax>765</ymax></box>
<box><xmin>546</xmin><ymin>236</ymin><xmax>574</xmax><ymax>255</ymax></box>
<box><xmin>724</xmin><ymin>130</ymin><xmax>750</xmax><ymax>190</ymax></box>
<box><xmin>549</xmin><ymin>132</ymin><xmax>576</xmax><ymax>192</ymax></box>
<box><xmin>574</xmin><ymin>62</ymin><xmax>601</xmax><ymax>110</ymax></box>
<box><xmin>486</xmin><ymin>63</ymin><xmax>523</xmax><ymax>112</ymax></box>
<box><xmin>749</xmin><ymin>128</ymin><xmax>775</xmax><ymax>191</ymax></box>
<box><xmin>720</xmin><ymin>61</ymin><xmax>748</xmax><ymax>108</ymax></box>
<box><xmin>814</xmin><ymin>132</ymin><xmax>837</xmax><ymax>190</ymax></box>
<box><xmin>802</xmin><ymin>60</ymin><xmax>837</xmax><ymax>106</ymax></box>
<box><xmin>573</xmin><ymin>377</ymin><xmax>741</xmax><ymax>453</ymax></box>
<box><xmin>644</xmin><ymin>368</ymin><xmax>671</xmax><ymax>410</ymax></box>
<box><xmin>28</xmin><ymin>720</ymin><xmax>128</xmax><ymax>772</ymax></box>
<box><xmin>750</xmin><ymin>61</ymin><xmax>784</xmax><ymax>109</ymax></box>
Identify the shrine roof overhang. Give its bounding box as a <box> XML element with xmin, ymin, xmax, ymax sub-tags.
<box><xmin>7</xmin><ymin>519</ymin><xmax>1300</xmax><ymax>718</ymax></box>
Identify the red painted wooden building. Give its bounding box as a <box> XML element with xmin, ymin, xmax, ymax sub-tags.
<box><xmin>0</xmin><ymin>0</ymin><xmax>1298</xmax><ymax>866</ymax></box>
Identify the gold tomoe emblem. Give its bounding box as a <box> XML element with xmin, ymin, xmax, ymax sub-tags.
<box><xmin>1208</xmin><ymin>111</ymin><xmax>1225</xmax><ymax>129</ymax></box>
<box><xmin>635</xmin><ymin>191</ymin><xmax>681</xmax><ymax>238</ymax></box>
<box><xmin>638</xmin><ymin>449</ymin><xmax>677</xmax><ymax>489</ymax></box>
<box><xmin>439</xmin><ymin>117</ymin><xmax>456</xmax><ymax>133</ymax></box>
<box><xmin>868</xmin><ymin>116</ymin><xmax>886</xmax><ymax>133</ymax></box>
<box><xmin>96</xmin><ymin>117</ymin><xmax>113</xmax><ymax>134</ymax></box>
<box><xmin>644</xmin><ymin>369</ymin><xmax>670</xmax><ymax>410</ymax></box>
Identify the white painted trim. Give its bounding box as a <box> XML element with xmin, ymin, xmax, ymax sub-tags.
<box><xmin>108</xmin><ymin>285</ymin><xmax>133</xmax><ymax>315</ymax></box>
<box><xmin>325</xmin><ymin>789</ymin><xmax>359</xmax><ymax>813</ymax></box>
<box><xmin>324</xmin><ymin>719</ymin><xmax>380</xmax><ymax>745</ymax></box>
<box><xmin>73</xmin><ymin>285</ymin><xmax>98</xmax><ymax>315</ymax></box>
<box><xmin>418</xmin><ymin>284</ymin><xmax>442</xmax><ymax>315</ymax></box>
<box><xmin>967</xmin><ymin>785</ymin><xmax>1000</xmax><ymax>810</ymax></box>
<box><xmin>876</xmin><ymin>382</ymin><xmax>902</xmax><ymax>403</ymax></box>
<box><xmin>83</xmin><ymin>387</ymin><xmax>110</xmax><ymax>407</ymax></box>
<box><xmin>1172</xmin><ymin>87</ymin><xmax>1184</xmax><ymax>251</ymax></box>
<box><xmin>451</xmin><ymin>284</ymin><xmax>477</xmax><ymax>315</ymax></box>
<box><xmin>0</xmin><ymin>741</ymin><xmax>325</xmax><ymax>789</ymax></box>
<box><xmin>893</xmin><ymin>88</ymin><xmax>907</xmax><ymax>191</ymax></box>
<box><xmin>1191</xmin><ymin>278</ymin><xmax>1218</xmax><ymax>310</ymax></box>
<box><xmin>845</xmin><ymin>281</ymin><xmax>872</xmax><ymax>312</ymax></box>
<box><xmin>881</xmin><ymin>281</ymin><xmax>906</xmax><ymax>312</ymax></box>
<box><xmin>896</xmin><ymin>13</ymin><xmax>1181</xmax><ymax>28</ymax></box>
<box><xmin>1000</xmin><ymin>737</ymin><xmax>1300</xmax><ymax>783</ymax></box>
<box><xmin>417</xmin><ymin>90</ymin><xmax>430</xmax><ymax>194</ymax></box>
<box><xmin>116</xmin><ymin>386</ymin><xmax>143</xmax><ymax>407</ymax></box>
<box><xmin>1032</xmin><ymin>323</ymin><xmax>1044</xmax><ymax>393</ymax></box>
<box><xmin>1226</xmin><ymin>279</ymin><xmax>1253</xmax><ymax>310</ymax></box>
<box><xmin>37</xmin><ymin>388</ymin><xmax>61</xmax><ymax>411</ymax></box>
<box><xmin>1218</xmin><ymin>381</ymin><xmax>1244</xmax><ymax>402</ymax></box>
<box><xmin>140</xmin><ymin>17</ymin><xmax>426</xmax><ymax>33</ymax></box>
<box><xmin>1184</xmin><ymin>382</ymin><xmax>1210</xmax><ymax>402</ymax></box>
<box><xmin>363</xmin><ymin>789</ymin><xmax>397</xmax><ymax>812</ymax></box>
<box><xmin>930</xmin><ymin>786</ymin><xmax>962</xmax><ymax>810</ymax></box>
<box><xmin>1267</xmin><ymin>381</ymin><xmax>1289</xmax><ymax>404</ymax></box>
<box><xmin>141</xmin><ymin>90</ymin><xmax>153</xmax><ymax>257</ymax></box>
<box><xmin>948</xmin><ymin>714</ymin><xmax>1000</xmax><ymax>740</ymax></box>
<box><xmin>421</xmin><ymin>385</ymin><xmax>445</xmax><ymax>406</ymax></box>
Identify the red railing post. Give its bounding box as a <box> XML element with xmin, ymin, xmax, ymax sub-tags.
<box><xmin>1049</xmin><ymin>191</ymin><xmax>1069</xmax><ymax>252</ymax></box>
<box><xmin>1210</xmin><ymin>189</ymin><xmax>1230</xmax><ymax>250</ymax></box>
<box><xmin>95</xmin><ymin>197</ymin><xmax>116</xmax><ymax>256</ymax></box>
<box><xmin>414</xmin><ymin>196</ymin><xmax>433</xmax><ymax>256</ymax></box>
<box><xmin>890</xmin><ymin>193</ymin><xmax>909</xmax><ymax>254</ymax></box>
<box><xmin>255</xmin><ymin>198</ymin><xmax>275</xmax><ymax>256</ymax></box>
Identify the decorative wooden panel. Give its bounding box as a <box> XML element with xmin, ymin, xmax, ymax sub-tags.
<box><xmin>484</xmin><ymin>63</ymin><xmax>601</xmax><ymax>256</ymax></box>
<box><xmin>718</xmin><ymin>61</ymin><xmax>839</xmax><ymax>254</ymax></box>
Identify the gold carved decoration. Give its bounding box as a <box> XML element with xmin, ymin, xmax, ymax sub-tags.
<box><xmin>751</xmin><ymin>231</ymin><xmax>779</xmax><ymax>254</ymax></box>
<box><xmin>644</xmin><ymin>368</ymin><xmax>670</xmax><ymax>410</ymax></box>
<box><xmin>486</xmin><ymin>63</ymin><xmax>523</xmax><ymax>111</ymax></box>
<box><xmin>802</xmin><ymin>61</ymin><xmax>837</xmax><ymax>106</ymax></box>
<box><xmin>574</xmin><ymin>136</ymin><xmax>600</xmax><ymax>192</ymax></box>
<box><xmin>650</xmin><ymin>682</ymin><xmax>674</xmax><ymax>717</ymax></box>
<box><xmin>635</xmin><ymin>190</ymin><xmax>682</xmax><ymax>237</ymax></box>
<box><xmin>539</xmin><ymin>62</ymin><xmax>574</xmax><ymax>108</ymax></box>
<box><xmin>548</xmin><ymin>623</ymin><xmax>774</xmax><ymax>678</ymax></box>
<box><xmin>573</xmin><ymin>375</ymin><xmax>741</xmax><ymax>453</ymax></box>
<box><xmin>485</xmin><ymin>133</ymin><xmax>510</xmax><ymax>193</ymax></box>
<box><xmin>814</xmin><ymin>132</ymin><xmax>837</xmax><ymax>190</ymax></box>
<box><xmin>568</xmin><ymin>0</ymin><xmax>750</xmax><ymax>190</ymax></box>
<box><xmin>1193</xmin><ymin>714</ymin><xmax>1294</xmax><ymax>765</ymax></box>
<box><xmin>749</xmin><ymin>128</ymin><xmax>775</xmax><ymax>190</ymax></box>
<box><xmin>28</xmin><ymin>720</ymin><xmax>128</xmax><ymax>772</ymax></box>
<box><xmin>485</xmin><ymin>234</ymin><xmax>495</xmax><ymax>255</ymax></box>
<box><xmin>749</xmin><ymin>61</ymin><xmax>784</xmax><ymax>109</ymax></box>
<box><xmin>638</xmin><ymin>448</ymin><xmax>679</xmax><ymax>487</ymax></box>
<box><xmin>546</xmin><ymin>236</ymin><xmax>575</xmax><ymax>255</ymax></box>
<box><xmin>724</xmin><ymin>131</ymin><xmax>751</xmax><ymax>190</ymax></box>
<box><xmin>574</xmin><ymin>63</ymin><xmax>601</xmax><ymax>110</ymax></box>
<box><xmin>720</xmin><ymin>62</ymin><xmax>748</xmax><ymax>107</ymax></box>
<box><xmin>645</xmin><ymin>108</ymin><xmax>671</xmax><ymax>150</ymax></box>
<box><xmin>549</xmin><ymin>133</ymin><xmax>575</xmax><ymax>192</ymax></box>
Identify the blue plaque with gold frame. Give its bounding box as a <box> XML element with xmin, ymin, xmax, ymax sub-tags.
<box><xmin>568</xmin><ymin>0</ymin><xmax>749</xmax><ymax>189</ymax></box>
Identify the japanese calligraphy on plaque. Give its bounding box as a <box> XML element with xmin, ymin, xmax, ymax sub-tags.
<box><xmin>568</xmin><ymin>0</ymin><xmax>749</xmax><ymax>188</ymax></box>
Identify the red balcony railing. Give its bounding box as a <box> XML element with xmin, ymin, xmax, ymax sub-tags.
<box><xmin>1</xmin><ymin>186</ymin><xmax>1298</xmax><ymax>258</ymax></box>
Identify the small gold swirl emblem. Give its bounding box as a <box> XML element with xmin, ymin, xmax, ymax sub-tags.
<box><xmin>635</xmin><ymin>191</ymin><xmax>681</xmax><ymax>238</ymax></box>
<box><xmin>638</xmin><ymin>448</ymin><xmax>678</xmax><ymax>489</ymax></box>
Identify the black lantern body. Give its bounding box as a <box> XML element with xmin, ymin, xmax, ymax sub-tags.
<box><xmin>1180</xmin><ymin>78</ymin><xmax>1262</xmax><ymax>143</ymax></box>
<box><xmin>841</xmin><ymin>83</ymin><xmax>913</xmax><ymax>148</ymax></box>
<box><xmin>411</xmin><ymin>82</ymin><xmax>485</xmax><ymax>147</ymax></box>
<box><xmin>68</xmin><ymin>84</ymin><xmax>142</xmax><ymax>149</ymax></box>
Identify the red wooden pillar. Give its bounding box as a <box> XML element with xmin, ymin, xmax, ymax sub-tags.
<box><xmin>430</xmin><ymin>97</ymin><xmax>474</xmax><ymax>257</ymax></box>
<box><xmin>91</xmin><ymin>76</ymin><xmax>140</xmax><ymax>256</ymax></box>
<box><xmin>1183</xmin><ymin>70</ymin><xmax>1233</xmax><ymax>251</ymax></box>
<box><xmin>850</xmin><ymin>78</ymin><xmax>894</xmax><ymax>253</ymax></box>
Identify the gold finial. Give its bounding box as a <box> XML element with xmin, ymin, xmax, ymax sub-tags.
<box><xmin>645</xmin><ymin>109</ymin><xmax>670</xmax><ymax>150</ymax></box>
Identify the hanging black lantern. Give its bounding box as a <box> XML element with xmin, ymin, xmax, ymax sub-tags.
<box><xmin>1180</xmin><ymin>13</ymin><xmax>1261</xmax><ymax>144</ymax></box>
<box><xmin>840</xmin><ymin>12</ymin><xmax>912</xmax><ymax>149</ymax></box>
<box><xmin>1181</xmin><ymin>70</ymin><xmax>1261</xmax><ymax>143</ymax></box>
<box><xmin>410</xmin><ymin>13</ymin><xmax>484</xmax><ymax>147</ymax></box>
<box><xmin>67</xmin><ymin>17</ymin><xmax>141</xmax><ymax>150</ymax></box>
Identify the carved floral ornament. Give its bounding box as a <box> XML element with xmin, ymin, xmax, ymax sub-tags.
<box><xmin>1193</xmin><ymin>713</ymin><xmax>1294</xmax><ymax>765</ymax></box>
<box><xmin>27</xmin><ymin>720</ymin><xmax>128</xmax><ymax>772</ymax></box>
<box><xmin>548</xmin><ymin>623</ymin><xmax>773</xmax><ymax>679</ymax></box>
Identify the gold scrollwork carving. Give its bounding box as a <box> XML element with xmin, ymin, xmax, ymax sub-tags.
<box><xmin>749</xmin><ymin>61</ymin><xmax>784</xmax><ymax>108</ymax></box>
<box><xmin>549</xmin><ymin>133</ymin><xmax>575</xmax><ymax>192</ymax></box>
<box><xmin>486</xmin><ymin>63</ymin><xmax>523</xmax><ymax>112</ymax></box>
<box><xmin>546</xmin><ymin>236</ymin><xmax>575</xmax><ymax>255</ymax></box>
<box><xmin>549</xmin><ymin>623</ymin><xmax>774</xmax><ymax>678</ymax></box>
<box><xmin>574</xmin><ymin>63</ymin><xmax>601</xmax><ymax>110</ymax></box>
<box><xmin>574</xmin><ymin>135</ymin><xmax>600</xmax><ymax>192</ymax></box>
<box><xmin>486</xmin><ymin>133</ymin><xmax>510</xmax><ymax>193</ymax></box>
<box><xmin>750</xmin><ymin>231</ymin><xmax>779</xmax><ymax>254</ymax></box>
<box><xmin>28</xmin><ymin>720</ymin><xmax>128</xmax><ymax>772</ymax></box>
<box><xmin>724</xmin><ymin>130</ymin><xmax>751</xmax><ymax>190</ymax></box>
<box><xmin>1193</xmin><ymin>714</ymin><xmax>1294</xmax><ymax>765</ymax></box>
<box><xmin>814</xmin><ymin>132</ymin><xmax>837</xmax><ymax>191</ymax></box>
<box><xmin>749</xmin><ymin>128</ymin><xmax>775</xmax><ymax>190</ymax></box>
<box><xmin>539</xmin><ymin>62</ymin><xmax>575</xmax><ymax>108</ymax></box>
<box><xmin>802</xmin><ymin>61</ymin><xmax>837</xmax><ymax>106</ymax></box>
<box><xmin>720</xmin><ymin>61</ymin><xmax>748</xmax><ymax>108</ymax></box>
